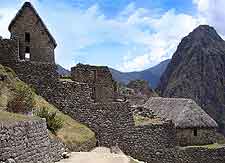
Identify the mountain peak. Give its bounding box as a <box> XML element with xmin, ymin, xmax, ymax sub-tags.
<box><xmin>190</xmin><ymin>25</ymin><xmax>222</xmax><ymax>41</ymax></box>
<box><xmin>157</xmin><ymin>24</ymin><xmax>225</xmax><ymax>134</ymax></box>
<box><xmin>177</xmin><ymin>25</ymin><xmax>224</xmax><ymax>51</ymax></box>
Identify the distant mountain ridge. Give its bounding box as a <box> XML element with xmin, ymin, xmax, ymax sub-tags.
<box><xmin>57</xmin><ymin>59</ymin><xmax>170</xmax><ymax>88</ymax></box>
<box><xmin>110</xmin><ymin>59</ymin><xmax>170</xmax><ymax>88</ymax></box>
<box><xmin>57</xmin><ymin>64</ymin><xmax>70</xmax><ymax>76</ymax></box>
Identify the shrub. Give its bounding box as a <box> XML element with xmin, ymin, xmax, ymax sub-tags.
<box><xmin>35</xmin><ymin>107</ymin><xmax>64</xmax><ymax>135</ymax></box>
<box><xmin>4</xmin><ymin>66</ymin><xmax>17</xmax><ymax>78</ymax></box>
<box><xmin>60</xmin><ymin>75</ymin><xmax>71</xmax><ymax>79</ymax></box>
<box><xmin>7</xmin><ymin>81</ymin><xmax>35</xmax><ymax>114</ymax></box>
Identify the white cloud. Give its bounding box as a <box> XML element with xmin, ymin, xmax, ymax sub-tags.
<box><xmin>193</xmin><ymin>0</ymin><xmax>210</xmax><ymax>11</ymax></box>
<box><xmin>0</xmin><ymin>8</ymin><xmax>17</xmax><ymax>38</ymax></box>
<box><xmin>1</xmin><ymin>0</ymin><xmax>224</xmax><ymax>72</ymax></box>
<box><xmin>119</xmin><ymin>0</ymin><xmax>225</xmax><ymax>71</ymax></box>
<box><xmin>0</xmin><ymin>1</ymin><xmax>201</xmax><ymax>71</ymax></box>
<box><xmin>193</xmin><ymin>0</ymin><xmax>225</xmax><ymax>36</ymax></box>
<box><xmin>118</xmin><ymin>9</ymin><xmax>201</xmax><ymax>71</ymax></box>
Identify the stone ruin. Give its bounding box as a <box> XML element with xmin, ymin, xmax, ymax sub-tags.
<box><xmin>71</xmin><ymin>63</ymin><xmax>117</xmax><ymax>102</ymax></box>
<box><xmin>0</xmin><ymin>2</ymin><xmax>225</xmax><ymax>163</ymax></box>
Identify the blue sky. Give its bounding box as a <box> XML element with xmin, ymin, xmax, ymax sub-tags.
<box><xmin>0</xmin><ymin>0</ymin><xmax>225</xmax><ymax>71</ymax></box>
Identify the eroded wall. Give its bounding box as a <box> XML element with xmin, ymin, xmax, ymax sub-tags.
<box><xmin>71</xmin><ymin>64</ymin><xmax>117</xmax><ymax>102</ymax></box>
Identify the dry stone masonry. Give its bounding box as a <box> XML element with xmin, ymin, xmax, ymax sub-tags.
<box><xmin>0</xmin><ymin>119</ymin><xmax>65</xmax><ymax>163</ymax></box>
<box><xmin>71</xmin><ymin>64</ymin><xmax>118</xmax><ymax>102</ymax></box>
<box><xmin>9</xmin><ymin>2</ymin><xmax>56</xmax><ymax>63</ymax></box>
<box><xmin>1</xmin><ymin>2</ymin><xmax>225</xmax><ymax>163</ymax></box>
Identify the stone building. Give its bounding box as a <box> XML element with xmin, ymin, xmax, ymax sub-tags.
<box><xmin>143</xmin><ymin>97</ymin><xmax>218</xmax><ymax>146</ymax></box>
<box><xmin>71</xmin><ymin>63</ymin><xmax>117</xmax><ymax>102</ymax></box>
<box><xmin>0</xmin><ymin>2</ymin><xmax>56</xmax><ymax>64</ymax></box>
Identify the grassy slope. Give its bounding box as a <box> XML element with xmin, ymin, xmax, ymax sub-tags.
<box><xmin>0</xmin><ymin>64</ymin><xmax>95</xmax><ymax>149</ymax></box>
<box><xmin>0</xmin><ymin>110</ymin><xmax>37</xmax><ymax>122</ymax></box>
<box><xmin>35</xmin><ymin>95</ymin><xmax>95</xmax><ymax>146</ymax></box>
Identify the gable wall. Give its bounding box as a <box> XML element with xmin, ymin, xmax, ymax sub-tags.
<box><xmin>10</xmin><ymin>6</ymin><xmax>55</xmax><ymax>63</ymax></box>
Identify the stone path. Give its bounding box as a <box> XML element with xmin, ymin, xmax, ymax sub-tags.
<box><xmin>56</xmin><ymin>147</ymin><xmax>136</xmax><ymax>163</ymax></box>
<box><xmin>57</xmin><ymin>152</ymin><xmax>130</xmax><ymax>163</ymax></box>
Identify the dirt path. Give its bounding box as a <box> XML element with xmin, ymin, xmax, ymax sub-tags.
<box><xmin>56</xmin><ymin>152</ymin><xmax>131</xmax><ymax>163</ymax></box>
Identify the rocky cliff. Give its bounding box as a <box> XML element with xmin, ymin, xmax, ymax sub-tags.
<box><xmin>157</xmin><ymin>25</ymin><xmax>225</xmax><ymax>133</ymax></box>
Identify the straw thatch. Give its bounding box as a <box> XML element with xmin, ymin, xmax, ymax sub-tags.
<box><xmin>143</xmin><ymin>97</ymin><xmax>218</xmax><ymax>129</ymax></box>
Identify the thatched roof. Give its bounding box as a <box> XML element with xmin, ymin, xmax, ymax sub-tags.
<box><xmin>8</xmin><ymin>2</ymin><xmax>57</xmax><ymax>47</ymax></box>
<box><xmin>143</xmin><ymin>97</ymin><xmax>218</xmax><ymax>129</ymax></box>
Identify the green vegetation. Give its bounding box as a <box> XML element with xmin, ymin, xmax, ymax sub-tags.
<box><xmin>0</xmin><ymin>65</ymin><xmax>15</xmax><ymax>110</ymax></box>
<box><xmin>215</xmin><ymin>132</ymin><xmax>225</xmax><ymax>144</ymax></box>
<box><xmin>4</xmin><ymin>66</ymin><xmax>17</xmax><ymax>78</ymax></box>
<box><xmin>134</xmin><ymin>115</ymin><xmax>162</xmax><ymax>126</ymax></box>
<box><xmin>35</xmin><ymin>107</ymin><xmax>64</xmax><ymax>135</ymax></box>
<box><xmin>60</xmin><ymin>75</ymin><xmax>73</xmax><ymax>82</ymax></box>
<box><xmin>134</xmin><ymin>115</ymin><xmax>151</xmax><ymax>126</ymax></box>
<box><xmin>35</xmin><ymin>95</ymin><xmax>95</xmax><ymax>145</ymax></box>
<box><xmin>0</xmin><ymin>110</ymin><xmax>36</xmax><ymax>123</ymax></box>
<box><xmin>34</xmin><ymin>95</ymin><xmax>95</xmax><ymax>149</ymax></box>
<box><xmin>186</xmin><ymin>143</ymin><xmax>224</xmax><ymax>149</ymax></box>
<box><xmin>7</xmin><ymin>81</ymin><xmax>35</xmax><ymax>114</ymax></box>
<box><xmin>0</xmin><ymin>64</ymin><xmax>96</xmax><ymax>149</ymax></box>
<box><xmin>60</xmin><ymin>75</ymin><xmax>72</xmax><ymax>80</ymax></box>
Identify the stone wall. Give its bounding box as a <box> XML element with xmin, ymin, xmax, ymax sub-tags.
<box><xmin>49</xmin><ymin>136</ymin><xmax>67</xmax><ymax>162</ymax></box>
<box><xmin>1</xmin><ymin>59</ymin><xmax>224</xmax><ymax>163</ymax></box>
<box><xmin>0</xmin><ymin>119</ymin><xmax>51</xmax><ymax>163</ymax></box>
<box><xmin>47</xmin><ymin>84</ymin><xmax>134</xmax><ymax>148</ymax></box>
<box><xmin>177</xmin><ymin>128</ymin><xmax>217</xmax><ymax>146</ymax></box>
<box><xmin>87</xmin><ymin>102</ymin><xmax>134</xmax><ymax>146</ymax></box>
<box><xmin>71</xmin><ymin>64</ymin><xmax>117</xmax><ymax>102</ymax></box>
<box><xmin>0</xmin><ymin>118</ymin><xmax>66</xmax><ymax>163</ymax></box>
<box><xmin>0</xmin><ymin>61</ymin><xmax>134</xmax><ymax>149</ymax></box>
<box><xmin>1</xmin><ymin>61</ymin><xmax>58</xmax><ymax>93</ymax></box>
<box><xmin>117</xmin><ymin>121</ymin><xmax>177</xmax><ymax>163</ymax></box>
<box><xmin>177</xmin><ymin>146</ymin><xmax>225</xmax><ymax>163</ymax></box>
<box><xmin>116</xmin><ymin>122</ymin><xmax>225</xmax><ymax>163</ymax></box>
<box><xmin>0</xmin><ymin>39</ymin><xmax>18</xmax><ymax>64</ymax></box>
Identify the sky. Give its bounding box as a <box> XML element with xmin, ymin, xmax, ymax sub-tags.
<box><xmin>0</xmin><ymin>0</ymin><xmax>225</xmax><ymax>72</ymax></box>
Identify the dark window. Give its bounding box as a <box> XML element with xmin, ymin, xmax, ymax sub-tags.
<box><xmin>25</xmin><ymin>32</ymin><xmax>30</xmax><ymax>42</ymax></box>
<box><xmin>194</xmin><ymin>129</ymin><xmax>197</xmax><ymax>136</ymax></box>
<box><xmin>25</xmin><ymin>47</ymin><xmax>30</xmax><ymax>53</ymax></box>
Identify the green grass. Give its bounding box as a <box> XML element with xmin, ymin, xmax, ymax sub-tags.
<box><xmin>0</xmin><ymin>111</ymin><xmax>36</xmax><ymax>122</ymax></box>
<box><xmin>134</xmin><ymin>115</ymin><xmax>162</xmax><ymax>126</ymax></box>
<box><xmin>0</xmin><ymin>65</ymin><xmax>15</xmax><ymax>109</ymax></box>
<box><xmin>34</xmin><ymin>95</ymin><xmax>96</xmax><ymax>146</ymax></box>
<box><xmin>186</xmin><ymin>143</ymin><xmax>225</xmax><ymax>149</ymax></box>
<box><xmin>134</xmin><ymin>115</ymin><xmax>150</xmax><ymax>126</ymax></box>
